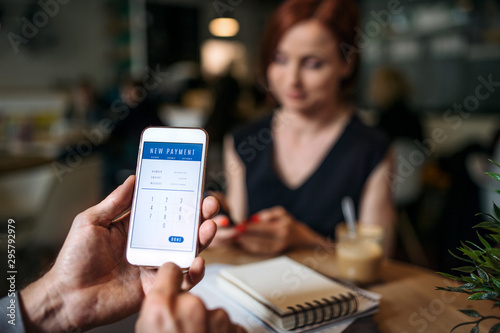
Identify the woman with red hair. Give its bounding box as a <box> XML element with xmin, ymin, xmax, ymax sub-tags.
<box><xmin>213</xmin><ymin>0</ymin><xmax>395</xmax><ymax>255</ymax></box>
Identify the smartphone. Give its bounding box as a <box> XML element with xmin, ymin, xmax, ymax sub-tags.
<box><xmin>126</xmin><ymin>127</ymin><xmax>208</xmax><ymax>268</ymax></box>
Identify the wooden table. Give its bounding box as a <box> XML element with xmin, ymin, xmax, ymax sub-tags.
<box><xmin>201</xmin><ymin>245</ymin><xmax>495</xmax><ymax>333</ymax></box>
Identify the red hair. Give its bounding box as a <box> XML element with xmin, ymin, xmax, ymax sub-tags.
<box><xmin>258</xmin><ymin>0</ymin><xmax>359</xmax><ymax>99</ymax></box>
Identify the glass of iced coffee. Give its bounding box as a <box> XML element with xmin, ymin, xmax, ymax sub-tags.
<box><xmin>335</xmin><ymin>223</ymin><xmax>384</xmax><ymax>285</ymax></box>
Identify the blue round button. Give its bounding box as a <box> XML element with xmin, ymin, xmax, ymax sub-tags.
<box><xmin>169</xmin><ymin>236</ymin><xmax>184</xmax><ymax>243</ymax></box>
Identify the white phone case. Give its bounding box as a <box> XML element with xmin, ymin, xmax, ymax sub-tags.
<box><xmin>126</xmin><ymin>127</ymin><xmax>208</xmax><ymax>268</ymax></box>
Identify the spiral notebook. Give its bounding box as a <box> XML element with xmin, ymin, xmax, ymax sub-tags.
<box><xmin>216</xmin><ymin>256</ymin><xmax>379</xmax><ymax>331</ymax></box>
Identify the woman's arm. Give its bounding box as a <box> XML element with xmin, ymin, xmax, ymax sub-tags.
<box><xmin>223</xmin><ymin>135</ymin><xmax>248</xmax><ymax>223</ymax></box>
<box><xmin>358</xmin><ymin>148</ymin><xmax>396</xmax><ymax>256</ymax></box>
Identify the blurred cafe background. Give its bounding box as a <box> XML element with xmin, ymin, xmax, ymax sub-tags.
<box><xmin>0</xmin><ymin>0</ymin><xmax>499</xmax><ymax>294</ymax></box>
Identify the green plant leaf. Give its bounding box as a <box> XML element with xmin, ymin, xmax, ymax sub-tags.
<box><xmin>462</xmin><ymin>276</ymin><xmax>477</xmax><ymax>284</ymax></box>
<box><xmin>471</xmin><ymin>325</ymin><xmax>479</xmax><ymax>333</ymax></box>
<box><xmin>437</xmin><ymin>272</ymin><xmax>460</xmax><ymax>280</ymax></box>
<box><xmin>488</xmin><ymin>159</ymin><xmax>500</xmax><ymax>169</ymax></box>
<box><xmin>471</xmin><ymin>287</ymin><xmax>495</xmax><ymax>293</ymax></box>
<box><xmin>495</xmin><ymin>190</ymin><xmax>500</xmax><ymax>195</ymax></box>
<box><xmin>487</xmin><ymin>292</ymin><xmax>500</xmax><ymax>299</ymax></box>
<box><xmin>491</xmin><ymin>247</ymin><xmax>500</xmax><ymax>258</ymax></box>
<box><xmin>484</xmin><ymin>227</ymin><xmax>500</xmax><ymax>236</ymax></box>
<box><xmin>487</xmin><ymin>258</ymin><xmax>500</xmax><ymax>273</ymax></box>
<box><xmin>465</xmin><ymin>241</ymin><xmax>484</xmax><ymax>252</ymax></box>
<box><xmin>468</xmin><ymin>292</ymin><xmax>499</xmax><ymax>300</ymax></box>
<box><xmin>494</xmin><ymin>203</ymin><xmax>500</xmax><ymax>221</ymax></box>
<box><xmin>489</xmin><ymin>323</ymin><xmax>500</xmax><ymax>333</ymax></box>
<box><xmin>486</xmin><ymin>172</ymin><xmax>500</xmax><ymax>182</ymax></box>
<box><xmin>470</xmin><ymin>273</ymin><xmax>484</xmax><ymax>284</ymax></box>
<box><xmin>453</xmin><ymin>247</ymin><xmax>478</xmax><ymax>262</ymax></box>
<box><xmin>478</xmin><ymin>268</ymin><xmax>490</xmax><ymax>283</ymax></box>
<box><xmin>476</xmin><ymin>212</ymin><xmax>498</xmax><ymax>223</ymax></box>
<box><xmin>439</xmin><ymin>286</ymin><xmax>471</xmax><ymax>293</ymax></box>
<box><xmin>458</xmin><ymin>309</ymin><xmax>481</xmax><ymax>317</ymax></box>
<box><xmin>478</xmin><ymin>233</ymin><xmax>493</xmax><ymax>251</ymax></box>
<box><xmin>468</xmin><ymin>293</ymin><xmax>484</xmax><ymax>300</ymax></box>
<box><xmin>483</xmin><ymin>256</ymin><xmax>499</xmax><ymax>271</ymax></box>
<box><xmin>492</xmin><ymin>278</ymin><xmax>500</xmax><ymax>290</ymax></box>
<box><xmin>461</xmin><ymin>244</ymin><xmax>482</xmax><ymax>261</ymax></box>
<box><xmin>459</xmin><ymin>283</ymin><xmax>477</xmax><ymax>290</ymax></box>
<box><xmin>475</xmin><ymin>221</ymin><xmax>497</xmax><ymax>229</ymax></box>
<box><xmin>454</xmin><ymin>266</ymin><xmax>477</xmax><ymax>273</ymax></box>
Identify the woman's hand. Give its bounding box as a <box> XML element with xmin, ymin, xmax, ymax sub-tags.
<box><xmin>237</xmin><ymin>206</ymin><xmax>309</xmax><ymax>255</ymax></box>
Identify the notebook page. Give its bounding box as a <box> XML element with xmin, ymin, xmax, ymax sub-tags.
<box><xmin>218</xmin><ymin>256</ymin><xmax>357</xmax><ymax>315</ymax></box>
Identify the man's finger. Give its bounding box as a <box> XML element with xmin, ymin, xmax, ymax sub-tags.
<box><xmin>198</xmin><ymin>219</ymin><xmax>217</xmax><ymax>251</ymax></box>
<box><xmin>202</xmin><ymin>196</ymin><xmax>219</xmax><ymax>221</ymax></box>
<box><xmin>208</xmin><ymin>191</ymin><xmax>230</xmax><ymax>213</ymax></box>
<box><xmin>150</xmin><ymin>262</ymin><xmax>184</xmax><ymax>301</ymax></box>
<box><xmin>207</xmin><ymin>308</ymin><xmax>232</xmax><ymax>332</ymax></box>
<box><xmin>181</xmin><ymin>256</ymin><xmax>205</xmax><ymax>290</ymax></box>
<box><xmin>81</xmin><ymin>175</ymin><xmax>136</xmax><ymax>227</ymax></box>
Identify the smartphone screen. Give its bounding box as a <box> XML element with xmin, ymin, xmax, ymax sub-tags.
<box><xmin>127</xmin><ymin>128</ymin><xmax>207</xmax><ymax>267</ymax></box>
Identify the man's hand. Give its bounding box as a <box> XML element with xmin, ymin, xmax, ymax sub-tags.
<box><xmin>20</xmin><ymin>175</ymin><xmax>219</xmax><ymax>332</ymax></box>
<box><xmin>136</xmin><ymin>263</ymin><xmax>245</xmax><ymax>333</ymax></box>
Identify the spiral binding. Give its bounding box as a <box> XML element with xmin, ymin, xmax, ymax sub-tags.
<box><xmin>286</xmin><ymin>292</ymin><xmax>358</xmax><ymax>330</ymax></box>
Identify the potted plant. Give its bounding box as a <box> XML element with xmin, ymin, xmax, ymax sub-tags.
<box><xmin>437</xmin><ymin>160</ymin><xmax>500</xmax><ymax>332</ymax></box>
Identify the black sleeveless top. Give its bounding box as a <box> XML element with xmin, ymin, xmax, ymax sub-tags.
<box><xmin>232</xmin><ymin>113</ymin><xmax>390</xmax><ymax>238</ymax></box>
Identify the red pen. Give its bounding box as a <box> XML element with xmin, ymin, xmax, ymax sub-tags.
<box><xmin>249</xmin><ymin>214</ymin><xmax>260</xmax><ymax>223</ymax></box>
<box><xmin>235</xmin><ymin>214</ymin><xmax>260</xmax><ymax>234</ymax></box>
<box><xmin>235</xmin><ymin>224</ymin><xmax>247</xmax><ymax>233</ymax></box>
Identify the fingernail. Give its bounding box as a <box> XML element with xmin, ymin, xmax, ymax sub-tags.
<box><xmin>219</xmin><ymin>217</ymin><xmax>230</xmax><ymax>227</ymax></box>
<box><xmin>236</xmin><ymin>224</ymin><xmax>246</xmax><ymax>233</ymax></box>
<box><xmin>250</xmin><ymin>214</ymin><xmax>259</xmax><ymax>223</ymax></box>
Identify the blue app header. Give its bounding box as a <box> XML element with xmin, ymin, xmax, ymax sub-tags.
<box><xmin>143</xmin><ymin>142</ymin><xmax>203</xmax><ymax>161</ymax></box>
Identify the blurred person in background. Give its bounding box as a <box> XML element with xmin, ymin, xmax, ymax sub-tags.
<box><xmin>369</xmin><ymin>67</ymin><xmax>424</xmax><ymax>143</ymax></box>
<box><xmin>204</xmin><ymin>62</ymin><xmax>241</xmax><ymax>145</ymax></box>
<box><xmin>369</xmin><ymin>67</ymin><xmax>427</xmax><ymax>264</ymax></box>
<box><xmin>210</xmin><ymin>0</ymin><xmax>395</xmax><ymax>256</ymax></box>
<box><xmin>63</xmin><ymin>78</ymin><xmax>106</xmax><ymax>130</ymax></box>
<box><xmin>101</xmin><ymin>77</ymin><xmax>165</xmax><ymax>195</ymax></box>
<box><xmin>467</xmin><ymin>126</ymin><xmax>500</xmax><ymax>213</ymax></box>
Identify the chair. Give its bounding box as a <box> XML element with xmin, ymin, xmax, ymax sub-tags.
<box><xmin>466</xmin><ymin>137</ymin><xmax>500</xmax><ymax>214</ymax></box>
<box><xmin>392</xmin><ymin>138</ymin><xmax>429</xmax><ymax>267</ymax></box>
<box><xmin>0</xmin><ymin>155</ymin><xmax>102</xmax><ymax>250</ymax></box>
<box><xmin>0</xmin><ymin>163</ymin><xmax>54</xmax><ymax>246</ymax></box>
<box><xmin>32</xmin><ymin>155</ymin><xmax>103</xmax><ymax>250</ymax></box>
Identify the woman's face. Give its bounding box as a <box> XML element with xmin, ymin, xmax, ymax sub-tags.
<box><xmin>267</xmin><ymin>20</ymin><xmax>351</xmax><ymax>115</ymax></box>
